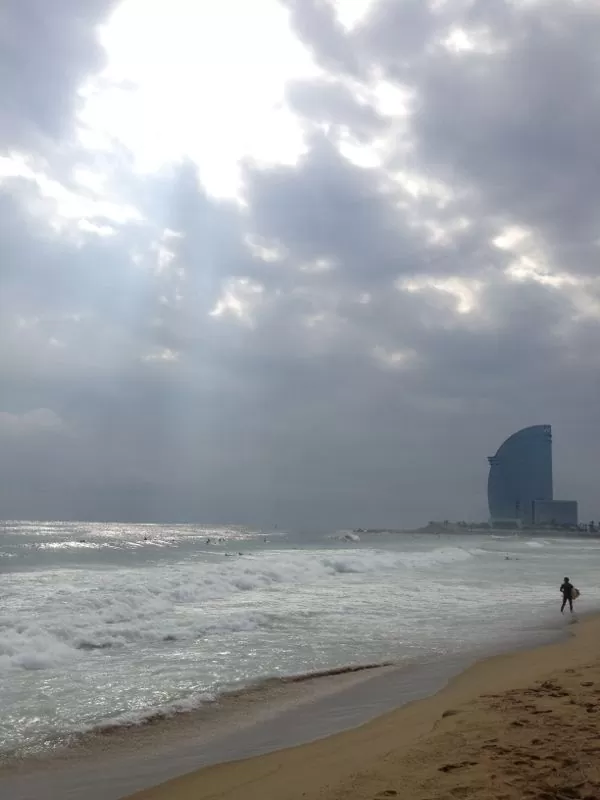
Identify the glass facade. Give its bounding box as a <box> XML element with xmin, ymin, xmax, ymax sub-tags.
<box><xmin>532</xmin><ymin>500</ymin><xmax>578</xmax><ymax>526</ymax></box>
<box><xmin>487</xmin><ymin>425</ymin><xmax>553</xmax><ymax>523</ymax></box>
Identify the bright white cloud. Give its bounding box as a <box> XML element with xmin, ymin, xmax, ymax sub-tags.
<box><xmin>210</xmin><ymin>277</ymin><xmax>265</xmax><ymax>324</ymax></box>
<box><xmin>372</xmin><ymin>344</ymin><xmax>416</xmax><ymax>370</ymax></box>
<box><xmin>79</xmin><ymin>0</ymin><xmax>320</xmax><ymax>198</ymax></box>
<box><xmin>0</xmin><ymin>153</ymin><xmax>141</xmax><ymax>233</ymax></box>
<box><xmin>399</xmin><ymin>275</ymin><xmax>482</xmax><ymax>315</ymax></box>
<box><xmin>334</xmin><ymin>0</ymin><xmax>377</xmax><ymax>31</ymax></box>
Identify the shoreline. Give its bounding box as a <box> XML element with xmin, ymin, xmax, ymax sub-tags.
<box><xmin>126</xmin><ymin>612</ymin><xmax>600</xmax><ymax>800</ymax></box>
<box><xmin>2</xmin><ymin>611</ymin><xmax>567</xmax><ymax>771</ymax></box>
<box><xmin>0</xmin><ymin>654</ymin><xmax>472</xmax><ymax>800</ymax></box>
<box><xmin>0</xmin><ymin>614</ymin><xmax>585</xmax><ymax>800</ymax></box>
<box><xmin>363</xmin><ymin>527</ymin><xmax>600</xmax><ymax>538</ymax></box>
<box><xmin>0</xmin><ymin>660</ymin><xmax>396</xmax><ymax>764</ymax></box>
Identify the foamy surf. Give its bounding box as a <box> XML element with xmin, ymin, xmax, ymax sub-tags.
<box><xmin>2</xmin><ymin>522</ymin><xmax>600</xmax><ymax>763</ymax></box>
<box><xmin>0</xmin><ymin>545</ymin><xmax>477</xmax><ymax>672</ymax></box>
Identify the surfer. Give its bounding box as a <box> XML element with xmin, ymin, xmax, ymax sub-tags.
<box><xmin>560</xmin><ymin>577</ymin><xmax>575</xmax><ymax>614</ymax></box>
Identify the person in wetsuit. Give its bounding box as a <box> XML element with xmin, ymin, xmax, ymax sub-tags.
<box><xmin>560</xmin><ymin>577</ymin><xmax>574</xmax><ymax>613</ymax></box>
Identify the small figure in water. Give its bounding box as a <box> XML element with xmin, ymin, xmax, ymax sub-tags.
<box><xmin>560</xmin><ymin>577</ymin><xmax>575</xmax><ymax>614</ymax></box>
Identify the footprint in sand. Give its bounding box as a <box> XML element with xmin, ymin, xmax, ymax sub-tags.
<box><xmin>553</xmin><ymin>786</ymin><xmax>584</xmax><ymax>799</ymax></box>
<box><xmin>449</xmin><ymin>787</ymin><xmax>472</xmax><ymax>798</ymax></box>
<box><xmin>375</xmin><ymin>791</ymin><xmax>398</xmax><ymax>798</ymax></box>
<box><xmin>439</xmin><ymin>761</ymin><xmax>478</xmax><ymax>773</ymax></box>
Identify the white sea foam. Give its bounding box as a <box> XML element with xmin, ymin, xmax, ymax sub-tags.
<box><xmin>329</xmin><ymin>531</ymin><xmax>361</xmax><ymax>542</ymax></box>
<box><xmin>0</xmin><ymin>623</ymin><xmax>77</xmax><ymax>671</ymax></box>
<box><xmin>0</xmin><ymin>545</ymin><xmax>478</xmax><ymax>673</ymax></box>
<box><xmin>83</xmin><ymin>690</ymin><xmax>219</xmax><ymax>734</ymax></box>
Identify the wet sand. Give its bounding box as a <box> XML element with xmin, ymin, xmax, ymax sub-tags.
<box><xmin>0</xmin><ymin>656</ymin><xmax>471</xmax><ymax>800</ymax></box>
<box><xmin>127</xmin><ymin>614</ymin><xmax>600</xmax><ymax>800</ymax></box>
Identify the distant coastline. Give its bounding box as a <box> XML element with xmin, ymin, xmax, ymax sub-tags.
<box><xmin>352</xmin><ymin>520</ymin><xmax>600</xmax><ymax>537</ymax></box>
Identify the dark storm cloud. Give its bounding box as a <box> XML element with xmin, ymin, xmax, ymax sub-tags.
<box><xmin>368</xmin><ymin>0</ymin><xmax>600</xmax><ymax>277</ymax></box>
<box><xmin>241</xmin><ymin>0</ymin><xmax>600</xmax><ymax>522</ymax></box>
<box><xmin>0</xmin><ymin>0</ymin><xmax>118</xmax><ymax>151</ymax></box>
<box><xmin>244</xmin><ymin>134</ymin><xmax>435</xmax><ymax>286</ymax></box>
<box><xmin>282</xmin><ymin>0</ymin><xmax>364</xmax><ymax>76</ymax></box>
<box><xmin>358</xmin><ymin>0</ymin><xmax>440</xmax><ymax>65</ymax></box>
<box><xmin>2</xmin><ymin>0</ymin><xmax>600</xmax><ymax>526</ymax></box>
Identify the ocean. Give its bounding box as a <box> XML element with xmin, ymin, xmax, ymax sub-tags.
<box><xmin>1</xmin><ymin>521</ymin><xmax>599</xmax><ymax>772</ymax></box>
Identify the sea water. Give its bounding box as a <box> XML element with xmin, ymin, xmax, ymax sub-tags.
<box><xmin>1</xmin><ymin>521</ymin><xmax>599</xmax><ymax>762</ymax></box>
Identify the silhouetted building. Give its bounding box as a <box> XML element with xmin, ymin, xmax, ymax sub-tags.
<box><xmin>487</xmin><ymin>424</ymin><xmax>579</xmax><ymax>526</ymax></box>
<box><xmin>487</xmin><ymin>425</ymin><xmax>578</xmax><ymax>526</ymax></box>
<box><xmin>488</xmin><ymin>425</ymin><xmax>553</xmax><ymax>524</ymax></box>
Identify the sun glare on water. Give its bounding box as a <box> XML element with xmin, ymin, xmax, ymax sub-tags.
<box><xmin>81</xmin><ymin>0</ymin><xmax>319</xmax><ymax>198</ymax></box>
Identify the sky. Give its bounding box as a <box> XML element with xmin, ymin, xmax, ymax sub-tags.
<box><xmin>1</xmin><ymin>0</ymin><xmax>600</xmax><ymax>528</ymax></box>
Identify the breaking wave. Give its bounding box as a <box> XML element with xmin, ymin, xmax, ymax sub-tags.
<box><xmin>0</xmin><ymin>545</ymin><xmax>476</xmax><ymax>672</ymax></box>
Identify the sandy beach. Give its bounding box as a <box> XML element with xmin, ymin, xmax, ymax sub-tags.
<box><xmin>127</xmin><ymin>614</ymin><xmax>600</xmax><ymax>800</ymax></box>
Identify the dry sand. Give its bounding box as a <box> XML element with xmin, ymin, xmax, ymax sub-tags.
<box><xmin>128</xmin><ymin>615</ymin><xmax>600</xmax><ymax>800</ymax></box>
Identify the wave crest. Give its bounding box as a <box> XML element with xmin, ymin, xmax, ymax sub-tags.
<box><xmin>1</xmin><ymin>545</ymin><xmax>477</xmax><ymax>671</ymax></box>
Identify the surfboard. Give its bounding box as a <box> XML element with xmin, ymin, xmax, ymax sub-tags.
<box><xmin>573</xmin><ymin>588</ymin><xmax>580</xmax><ymax>601</ymax></box>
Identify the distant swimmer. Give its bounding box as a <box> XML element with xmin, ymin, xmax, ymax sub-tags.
<box><xmin>560</xmin><ymin>577</ymin><xmax>576</xmax><ymax>614</ymax></box>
